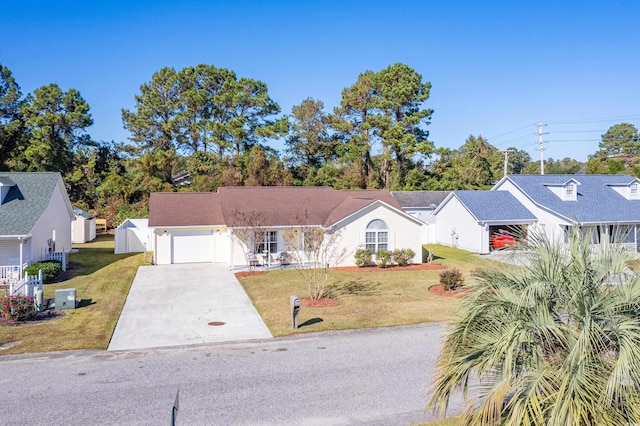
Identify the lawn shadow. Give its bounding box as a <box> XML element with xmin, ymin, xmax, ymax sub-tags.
<box><xmin>65</xmin><ymin>251</ymin><xmax>141</xmax><ymax>280</ymax></box>
<box><xmin>299</xmin><ymin>318</ymin><xmax>323</xmax><ymax>328</ymax></box>
<box><xmin>422</xmin><ymin>246</ymin><xmax>444</xmax><ymax>262</ymax></box>
<box><xmin>77</xmin><ymin>299</ymin><xmax>95</xmax><ymax>309</ymax></box>
<box><xmin>326</xmin><ymin>280</ymin><xmax>381</xmax><ymax>298</ymax></box>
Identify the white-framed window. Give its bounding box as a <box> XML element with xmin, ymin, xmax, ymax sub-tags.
<box><xmin>256</xmin><ymin>231</ymin><xmax>278</xmax><ymax>254</ymax></box>
<box><xmin>630</xmin><ymin>183</ymin><xmax>639</xmax><ymax>199</ymax></box>
<box><xmin>365</xmin><ymin>219</ymin><xmax>388</xmax><ymax>252</ymax></box>
<box><xmin>564</xmin><ymin>182</ymin><xmax>575</xmax><ymax>200</ymax></box>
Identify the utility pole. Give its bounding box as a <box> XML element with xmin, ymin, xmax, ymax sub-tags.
<box><xmin>500</xmin><ymin>149</ymin><xmax>514</xmax><ymax>177</ymax></box>
<box><xmin>538</xmin><ymin>122</ymin><xmax>548</xmax><ymax>175</ymax></box>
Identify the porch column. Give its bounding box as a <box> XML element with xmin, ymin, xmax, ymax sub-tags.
<box><xmin>19</xmin><ymin>237</ymin><xmax>24</xmax><ymax>276</ymax></box>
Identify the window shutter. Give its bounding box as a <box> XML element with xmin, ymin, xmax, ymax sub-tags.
<box><xmin>388</xmin><ymin>232</ymin><xmax>395</xmax><ymax>251</ymax></box>
<box><xmin>358</xmin><ymin>231</ymin><xmax>365</xmax><ymax>247</ymax></box>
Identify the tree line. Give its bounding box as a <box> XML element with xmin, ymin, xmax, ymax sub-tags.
<box><xmin>1</xmin><ymin>62</ymin><xmax>639</xmax><ymax>225</ymax></box>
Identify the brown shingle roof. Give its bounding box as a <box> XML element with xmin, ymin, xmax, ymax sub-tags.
<box><xmin>149</xmin><ymin>187</ymin><xmax>405</xmax><ymax>228</ymax></box>
<box><xmin>148</xmin><ymin>192</ymin><xmax>224</xmax><ymax>226</ymax></box>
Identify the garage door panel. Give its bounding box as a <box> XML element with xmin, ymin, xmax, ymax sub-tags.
<box><xmin>172</xmin><ymin>231</ymin><xmax>214</xmax><ymax>263</ymax></box>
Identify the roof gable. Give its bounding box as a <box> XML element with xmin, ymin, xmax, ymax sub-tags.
<box><xmin>438</xmin><ymin>190</ymin><xmax>536</xmax><ymax>223</ymax></box>
<box><xmin>0</xmin><ymin>172</ymin><xmax>69</xmax><ymax>236</ymax></box>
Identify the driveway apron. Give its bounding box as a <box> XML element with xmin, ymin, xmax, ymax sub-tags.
<box><xmin>108</xmin><ymin>263</ymin><xmax>272</xmax><ymax>351</ymax></box>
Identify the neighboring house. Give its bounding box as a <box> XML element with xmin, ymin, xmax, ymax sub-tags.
<box><xmin>433</xmin><ymin>190</ymin><xmax>537</xmax><ymax>254</ymax></box>
<box><xmin>432</xmin><ymin>174</ymin><xmax>640</xmax><ymax>253</ymax></box>
<box><xmin>72</xmin><ymin>206</ymin><xmax>96</xmax><ymax>243</ymax></box>
<box><xmin>392</xmin><ymin>191</ymin><xmax>450</xmax><ymax>244</ymax></box>
<box><xmin>114</xmin><ymin>218</ymin><xmax>153</xmax><ymax>254</ymax></box>
<box><xmin>148</xmin><ymin>186</ymin><xmax>425</xmax><ymax>267</ymax></box>
<box><xmin>0</xmin><ymin>172</ymin><xmax>75</xmax><ymax>276</ymax></box>
<box><xmin>493</xmin><ymin>174</ymin><xmax>640</xmax><ymax>250</ymax></box>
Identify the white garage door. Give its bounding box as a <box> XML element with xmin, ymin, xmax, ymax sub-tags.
<box><xmin>172</xmin><ymin>231</ymin><xmax>214</xmax><ymax>264</ymax></box>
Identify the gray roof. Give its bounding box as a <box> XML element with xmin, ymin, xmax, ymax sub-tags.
<box><xmin>504</xmin><ymin>174</ymin><xmax>640</xmax><ymax>223</ymax></box>
<box><xmin>0</xmin><ymin>173</ymin><xmax>62</xmax><ymax>236</ymax></box>
<box><xmin>452</xmin><ymin>190</ymin><xmax>537</xmax><ymax>222</ymax></box>
<box><xmin>73</xmin><ymin>206</ymin><xmax>94</xmax><ymax>220</ymax></box>
<box><xmin>0</xmin><ymin>177</ymin><xmax>16</xmax><ymax>186</ymax></box>
<box><xmin>391</xmin><ymin>191</ymin><xmax>451</xmax><ymax>208</ymax></box>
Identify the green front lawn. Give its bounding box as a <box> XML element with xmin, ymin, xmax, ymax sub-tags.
<box><xmin>0</xmin><ymin>234</ymin><xmax>149</xmax><ymax>355</ymax></box>
<box><xmin>1</xmin><ymin>241</ymin><xmax>490</xmax><ymax>355</ymax></box>
<box><xmin>239</xmin><ymin>244</ymin><xmax>492</xmax><ymax>336</ymax></box>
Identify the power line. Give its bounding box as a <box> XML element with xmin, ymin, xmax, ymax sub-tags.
<box><xmin>546</xmin><ymin>114</ymin><xmax>640</xmax><ymax>125</ymax></box>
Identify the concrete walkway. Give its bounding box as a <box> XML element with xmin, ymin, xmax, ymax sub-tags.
<box><xmin>108</xmin><ymin>263</ymin><xmax>272</xmax><ymax>351</ymax></box>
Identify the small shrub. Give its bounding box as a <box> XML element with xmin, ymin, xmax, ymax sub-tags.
<box><xmin>24</xmin><ymin>260</ymin><xmax>62</xmax><ymax>282</ymax></box>
<box><xmin>440</xmin><ymin>268</ymin><xmax>464</xmax><ymax>291</ymax></box>
<box><xmin>1</xmin><ymin>295</ymin><xmax>35</xmax><ymax>323</ymax></box>
<box><xmin>354</xmin><ymin>248</ymin><xmax>373</xmax><ymax>267</ymax></box>
<box><xmin>392</xmin><ymin>248</ymin><xmax>415</xmax><ymax>266</ymax></box>
<box><xmin>375</xmin><ymin>249</ymin><xmax>392</xmax><ymax>268</ymax></box>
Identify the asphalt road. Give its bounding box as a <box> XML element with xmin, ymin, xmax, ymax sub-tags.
<box><xmin>0</xmin><ymin>323</ymin><xmax>463</xmax><ymax>425</ymax></box>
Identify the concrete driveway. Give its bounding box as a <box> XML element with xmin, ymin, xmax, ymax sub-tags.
<box><xmin>108</xmin><ymin>263</ymin><xmax>272</xmax><ymax>351</ymax></box>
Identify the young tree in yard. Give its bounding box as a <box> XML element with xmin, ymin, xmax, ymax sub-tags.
<box><xmin>231</xmin><ymin>210</ymin><xmax>266</xmax><ymax>272</ymax></box>
<box><xmin>283</xmin><ymin>227</ymin><xmax>348</xmax><ymax>300</ymax></box>
<box><xmin>428</xmin><ymin>229</ymin><xmax>640</xmax><ymax>425</ymax></box>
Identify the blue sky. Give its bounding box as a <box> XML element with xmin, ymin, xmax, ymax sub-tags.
<box><xmin>2</xmin><ymin>1</ymin><xmax>639</xmax><ymax>162</ymax></box>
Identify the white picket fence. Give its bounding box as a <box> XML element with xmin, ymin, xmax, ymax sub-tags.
<box><xmin>45</xmin><ymin>251</ymin><xmax>67</xmax><ymax>272</ymax></box>
<box><xmin>9</xmin><ymin>270</ymin><xmax>43</xmax><ymax>298</ymax></box>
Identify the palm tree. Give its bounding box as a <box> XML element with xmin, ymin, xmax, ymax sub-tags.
<box><xmin>428</xmin><ymin>229</ymin><xmax>640</xmax><ymax>425</ymax></box>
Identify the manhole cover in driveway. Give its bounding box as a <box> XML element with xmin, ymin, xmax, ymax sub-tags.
<box><xmin>208</xmin><ymin>321</ymin><xmax>225</xmax><ymax>326</ymax></box>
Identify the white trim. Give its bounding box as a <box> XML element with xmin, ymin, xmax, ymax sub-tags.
<box><xmin>331</xmin><ymin>199</ymin><xmax>424</xmax><ymax>228</ymax></box>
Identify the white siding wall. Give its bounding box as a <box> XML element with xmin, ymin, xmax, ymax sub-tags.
<box><xmin>434</xmin><ymin>196</ymin><xmax>485</xmax><ymax>253</ymax></box>
<box><xmin>213</xmin><ymin>230</ymin><xmax>228</xmax><ymax>263</ymax></box>
<box><xmin>30</xmin><ymin>183</ymin><xmax>73</xmax><ymax>262</ymax></box>
<box><xmin>0</xmin><ymin>240</ymin><xmax>19</xmax><ymax>266</ymax></box>
<box><xmin>154</xmin><ymin>230</ymin><xmax>171</xmax><ymax>264</ymax></box>
<box><xmin>335</xmin><ymin>204</ymin><xmax>423</xmax><ymax>266</ymax></box>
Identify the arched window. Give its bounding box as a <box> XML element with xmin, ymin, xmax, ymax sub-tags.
<box><xmin>366</xmin><ymin>219</ymin><xmax>388</xmax><ymax>252</ymax></box>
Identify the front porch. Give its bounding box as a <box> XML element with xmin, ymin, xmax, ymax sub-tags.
<box><xmin>1</xmin><ymin>250</ymin><xmax>66</xmax><ymax>297</ymax></box>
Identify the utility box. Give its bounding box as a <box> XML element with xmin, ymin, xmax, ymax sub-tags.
<box><xmin>55</xmin><ymin>288</ymin><xmax>76</xmax><ymax>310</ymax></box>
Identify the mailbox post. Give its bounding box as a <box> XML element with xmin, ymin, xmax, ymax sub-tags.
<box><xmin>290</xmin><ymin>295</ymin><xmax>301</xmax><ymax>329</ymax></box>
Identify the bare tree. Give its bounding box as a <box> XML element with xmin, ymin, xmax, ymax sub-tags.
<box><xmin>232</xmin><ymin>210</ymin><xmax>266</xmax><ymax>272</ymax></box>
<box><xmin>283</xmin><ymin>226</ymin><xmax>348</xmax><ymax>300</ymax></box>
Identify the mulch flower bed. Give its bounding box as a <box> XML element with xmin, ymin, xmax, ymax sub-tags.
<box><xmin>334</xmin><ymin>263</ymin><xmax>446</xmax><ymax>273</ymax></box>
<box><xmin>428</xmin><ymin>285</ymin><xmax>469</xmax><ymax>298</ymax></box>
<box><xmin>301</xmin><ymin>298</ymin><xmax>341</xmax><ymax>308</ymax></box>
<box><xmin>0</xmin><ymin>310</ymin><xmax>66</xmax><ymax>326</ymax></box>
<box><xmin>235</xmin><ymin>271</ymin><xmax>268</xmax><ymax>278</ymax></box>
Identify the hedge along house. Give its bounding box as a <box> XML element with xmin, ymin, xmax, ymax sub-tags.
<box><xmin>0</xmin><ymin>172</ymin><xmax>74</xmax><ymax>278</ymax></box>
<box><xmin>148</xmin><ymin>186</ymin><xmax>425</xmax><ymax>268</ymax></box>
